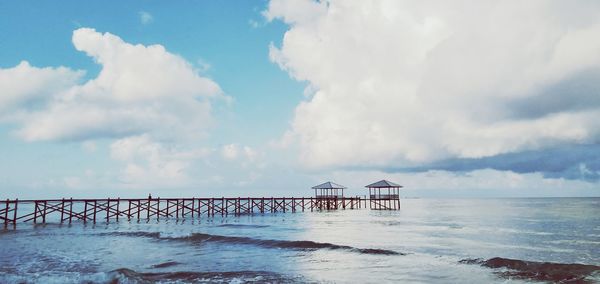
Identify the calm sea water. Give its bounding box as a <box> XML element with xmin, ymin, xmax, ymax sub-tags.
<box><xmin>0</xmin><ymin>198</ymin><xmax>598</xmax><ymax>283</ymax></box>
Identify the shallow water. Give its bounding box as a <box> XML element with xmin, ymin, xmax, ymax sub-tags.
<box><xmin>1</xmin><ymin>198</ymin><xmax>598</xmax><ymax>283</ymax></box>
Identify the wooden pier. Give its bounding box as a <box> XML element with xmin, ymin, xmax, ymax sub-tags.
<box><xmin>0</xmin><ymin>196</ymin><xmax>365</xmax><ymax>227</ymax></box>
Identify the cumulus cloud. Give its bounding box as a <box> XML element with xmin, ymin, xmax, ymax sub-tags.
<box><xmin>3</xmin><ymin>28</ymin><xmax>222</xmax><ymax>142</ymax></box>
<box><xmin>0</xmin><ymin>28</ymin><xmax>231</xmax><ymax>189</ymax></box>
<box><xmin>0</xmin><ymin>61</ymin><xmax>83</xmax><ymax>114</ymax></box>
<box><xmin>110</xmin><ymin>135</ymin><xmax>212</xmax><ymax>188</ymax></box>
<box><xmin>267</xmin><ymin>0</ymin><xmax>600</xmax><ymax>171</ymax></box>
<box><xmin>221</xmin><ymin>144</ymin><xmax>239</xmax><ymax>160</ymax></box>
<box><xmin>221</xmin><ymin>143</ymin><xmax>259</xmax><ymax>163</ymax></box>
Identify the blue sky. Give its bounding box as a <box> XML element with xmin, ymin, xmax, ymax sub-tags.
<box><xmin>1</xmin><ymin>1</ymin><xmax>599</xmax><ymax>198</ymax></box>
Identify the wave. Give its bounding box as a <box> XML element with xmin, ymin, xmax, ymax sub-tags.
<box><xmin>108</xmin><ymin>268</ymin><xmax>307</xmax><ymax>283</ymax></box>
<box><xmin>166</xmin><ymin>233</ymin><xmax>403</xmax><ymax>255</ymax></box>
<box><xmin>150</xmin><ymin>261</ymin><xmax>181</xmax><ymax>269</ymax></box>
<box><xmin>460</xmin><ymin>257</ymin><xmax>600</xmax><ymax>283</ymax></box>
<box><xmin>0</xmin><ymin>269</ymin><xmax>306</xmax><ymax>284</ymax></box>
<box><xmin>216</xmin><ymin>224</ymin><xmax>270</xmax><ymax>228</ymax></box>
<box><xmin>99</xmin><ymin>231</ymin><xmax>403</xmax><ymax>256</ymax></box>
<box><xmin>98</xmin><ymin>231</ymin><xmax>161</xmax><ymax>238</ymax></box>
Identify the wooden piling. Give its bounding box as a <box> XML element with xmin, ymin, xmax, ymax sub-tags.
<box><xmin>60</xmin><ymin>198</ymin><xmax>65</xmax><ymax>223</ymax></box>
<box><xmin>33</xmin><ymin>201</ymin><xmax>38</xmax><ymax>223</ymax></box>
<box><xmin>84</xmin><ymin>201</ymin><xmax>88</xmax><ymax>223</ymax></box>
<box><xmin>116</xmin><ymin>198</ymin><xmax>120</xmax><ymax>222</ymax></box>
<box><xmin>12</xmin><ymin>199</ymin><xmax>18</xmax><ymax>226</ymax></box>
<box><xmin>106</xmin><ymin>198</ymin><xmax>110</xmax><ymax>223</ymax></box>
<box><xmin>3</xmin><ymin>199</ymin><xmax>8</xmax><ymax>228</ymax></box>
<box><xmin>127</xmin><ymin>200</ymin><xmax>132</xmax><ymax>221</ymax></box>
<box><xmin>157</xmin><ymin>198</ymin><xmax>160</xmax><ymax>221</ymax></box>
<box><xmin>69</xmin><ymin>198</ymin><xmax>73</xmax><ymax>224</ymax></box>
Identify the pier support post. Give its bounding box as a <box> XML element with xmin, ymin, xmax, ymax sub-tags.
<box><xmin>84</xmin><ymin>201</ymin><xmax>88</xmax><ymax>224</ymax></box>
<box><xmin>127</xmin><ymin>200</ymin><xmax>132</xmax><ymax>221</ymax></box>
<box><xmin>33</xmin><ymin>201</ymin><xmax>38</xmax><ymax>223</ymax></box>
<box><xmin>60</xmin><ymin>198</ymin><xmax>65</xmax><ymax>223</ymax></box>
<box><xmin>157</xmin><ymin>198</ymin><xmax>161</xmax><ymax>221</ymax></box>
<box><xmin>42</xmin><ymin>201</ymin><xmax>47</xmax><ymax>223</ymax></box>
<box><xmin>291</xmin><ymin>197</ymin><xmax>294</xmax><ymax>213</ymax></box>
<box><xmin>12</xmin><ymin>199</ymin><xmax>18</xmax><ymax>227</ymax></box>
<box><xmin>191</xmin><ymin>198</ymin><xmax>195</xmax><ymax>218</ymax></box>
<box><xmin>69</xmin><ymin>198</ymin><xmax>73</xmax><ymax>224</ymax></box>
<box><xmin>107</xmin><ymin>198</ymin><xmax>111</xmax><ymax>223</ymax></box>
<box><xmin>3</xmin><ymin>199</ymin><xmax>8</xmax><ymax>228</ymax></box>
<box><xmin>116</xmin><ymin>198</ymin><xmax>120</xmax><ymax>222</ymax></box>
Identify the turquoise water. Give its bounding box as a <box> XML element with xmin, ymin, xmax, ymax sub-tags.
<box><xmin>0</xmin><ymin>198</ymin><xmax>599</xmax><ymax>283</ymax></box>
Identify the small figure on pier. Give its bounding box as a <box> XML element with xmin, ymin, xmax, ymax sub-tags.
<box><xmin>148</xmin><ymin>194</ymin><xmax>152</xmax><ymax>200</ymax></box>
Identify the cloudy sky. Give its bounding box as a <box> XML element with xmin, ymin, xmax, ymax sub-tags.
<box><xmin>1</xmin><ymin>0</ymin><xmax>599</xmax><ymax>198</ymax></box>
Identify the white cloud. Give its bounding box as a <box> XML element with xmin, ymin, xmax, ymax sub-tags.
<box><xmin>109</xmin><ymin>135</ymin><xmax>211</xmax><ymax>188</ymax></box>
<box><xmin>3</xmin><ymin>28</ymin><xmax>223</xmax><ymax>142</ymax></box>
<box><xmin>139</xmin><ymin>11</ymin><xmax>153</xmax><ymax>25</ymax></box>
<box><xmin>249</xmin><ymin>19</ymin><xmax>260</xmax><ymax>28</ymax></box>
<box><xmin>221</xmin><ymin>143</ymin><xmax>239</xmax><ymax>160</ymax></box>
<box><xmin>221</xmin><ymin>143</ymin><xmax>259</xmax><ymax>163</ymax></box>
<box><xmin>267</xmin><ymin>0</ymin><xmax>600</xmax><ymax>169</ymax></box>
<box><xmin>243</xmin><ymin>146</ymin><xmax>257</xmax><ymax>162</ymax></box>
<box><xmin>0</xmin><ymin>28</ymin><xmax>231</xmax><ymax>190</ymax></box>
<box><xmin>0</xmin><ymin>61</ymin><xmax>83</xmax><ymax>114</ymax></box>
<box><xmin>196</xmin><ymin>58</ymin><xmax>211</xmax><ymax>73</ymax></box>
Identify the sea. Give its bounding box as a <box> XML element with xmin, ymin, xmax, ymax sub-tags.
<box><xmin>0</xmin><ymin>198</ymin><xmax>598</xmax><ymax>283</ymax></box>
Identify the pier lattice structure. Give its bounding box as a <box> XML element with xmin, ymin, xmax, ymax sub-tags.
<box><xmin>0</xmin><ymin>196</ymin><xmax>365</xmax><ymax>227</ymax></box>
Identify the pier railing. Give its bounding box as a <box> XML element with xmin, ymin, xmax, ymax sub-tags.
<box><xmin>0</xmin><ymin>197</ymin><xmax>365</xmax><ymax>227</ymax></box>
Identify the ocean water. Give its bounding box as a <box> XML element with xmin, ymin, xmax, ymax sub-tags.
<box><xmin>0</xmin><ymin>198</ymin><xmax>598</xmax><ymax>283</ymax></box>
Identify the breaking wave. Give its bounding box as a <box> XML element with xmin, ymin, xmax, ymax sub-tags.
<box><xmin>107</xmin><ymin>268</ymin><xmax>309</xmax><ymax>283</ymax></box>
<box><xmin>169</xmin><ymin>233</ymin><xmax>403</xmax><ymax>255</ymax></box>
<box><xmin>98</xmin><ymin>231</ymin><xmax>161</xmax><ymax>238</ymax></box>
<box><xmin>216</xmin><ymin>224</ymin><xmax>270</xmax><ymax>228</ymax></box>
<box><xmin>150</xmin><ymin>261</ymin><xmax>181</xmax><ymax>269</ymax></box>
<box><xmin>460</xmin><ymin>257</ymin><xmax>600</xmax><ymax>283</ymax></box>
<box><xmin>101</xmin><ymin>231</ymin><xmax>403</xmax><ymax>256</ymax></box>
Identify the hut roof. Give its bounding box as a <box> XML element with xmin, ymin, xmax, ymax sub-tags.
<box><xmin>365</xmin><ymin>180</ymin><xmax>403</xmax><ymax>188</ymax></box>
<box><xmin>311</xmin><ymin>181</ymin><xmax>347</xmax><ymax>189</ymax></box>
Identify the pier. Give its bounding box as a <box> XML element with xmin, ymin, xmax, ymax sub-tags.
<box><xmin>0</xmin><ymin>180</ymin><xmax>403</xmax><ymax>227</ymax></box>
<box><xmin>0</xmin><ymin>196</ymin><xmax>366</xmax><ymax>227</ymax></box>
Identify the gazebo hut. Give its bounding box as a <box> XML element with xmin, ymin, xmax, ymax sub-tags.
<box><xmin>312</xmin><ymin>182</ymin><xmax>346</xmax><ymax>210</ymax></box>
<box><xmin>365</xmin><ymin>180</ymin><xmax>402</xmax><ymax>210</ymax></box>
<box><xmin>312</xmin><ymin>181</ymin><xmax>346</xmax><ymax>198</ymax></box>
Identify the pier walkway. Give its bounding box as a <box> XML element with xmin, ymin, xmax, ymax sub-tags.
<box><xmin>0</xmin><ymin>197</ymin><xmax>365</xmax><ymax>227</ymax></box>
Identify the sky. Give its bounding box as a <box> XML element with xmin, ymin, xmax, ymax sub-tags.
<box><xmin>1</xmin><ymin>0</ymin><xmax>599</xmax><ymax>199</ymax></box>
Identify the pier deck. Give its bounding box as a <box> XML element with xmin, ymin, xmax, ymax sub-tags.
<box><xmin>0</xmin><ymin>197</ymin><xmax>365</xmax><ymax>227</ymax></box>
